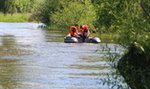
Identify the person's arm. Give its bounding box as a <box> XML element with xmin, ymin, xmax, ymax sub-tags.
<box><xmin>88</xmin><ymin>30</ymin><xmax>90</xmax><ymax>37</ymax></box>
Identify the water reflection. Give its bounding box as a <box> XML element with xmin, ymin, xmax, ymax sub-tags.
<box><xmin>0</xmin><ymin>35</ymin><xmax>31</xmax><ymax>56</ymax></box>
<box><xmin>0</xmin><ymin>23</ymin><xmax>126</xmax><ymax>89</ymax></box>
<box><xmin>70</xmin><ymin>56</ymin><xmax>110</xmax><ymax>76</ymax></box>
<box><xmin>43</xmin><ymin>30</ymin><xmax>66</xmax><ymax>42</ymax></box>
<box><xmin>0</xmin><ymin>59</ymin><xmax>21</xmax><ymax>89</ymax></box>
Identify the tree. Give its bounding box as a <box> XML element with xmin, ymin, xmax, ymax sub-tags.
<box><xmin>0</xmin><ymin>0</ymin><xmax>37</xmax><ymax>14</ymax></box>
<box><xmin>0</xmin><ymin>0</ymin><xmax>5</xmax><ymax>12</ymax></box>
<box><xmin>91</xmin><ymin>0</ymin><xmax>119</xmax><ymax>32</ymax></box>
<box><xmin>33</xmin><ymin>0</ymin><xmax>60</xmax><ymax>24</ymax></box>
<box><xmin>51</xmin><ymin>0</ymin><xmax>96</xmax><ymax>29</ymax></box>
<box><xmin>91</xmin><ymin>0</ymin><xmax>150</xmax><ymax>88</ymax></box>
<box><xmin>0</xmin><ymin>0</ymin><xmax>16</xmax><ymax>14</ymax></box>
<box><xmin>15</xmin><ymin>0</ymin><xmax>37</xmax><ymax>13</ymax></box>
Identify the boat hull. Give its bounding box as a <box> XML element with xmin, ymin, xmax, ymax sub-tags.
<box><xmin>64</xmin><ymin>36</ymin><xmax>101</xmax><ymax>43</ymax></box>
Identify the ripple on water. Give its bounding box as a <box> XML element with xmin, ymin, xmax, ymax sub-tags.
<box><xmin>0</xmin><ymin>23</ymin><xmax>125</xmax><ymax>89</ymax></box>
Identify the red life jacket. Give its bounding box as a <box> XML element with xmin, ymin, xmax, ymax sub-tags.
<box><xmin>69</xmin><ymin>26</ymin><xmax>78</xmax><ymax>37</ymax></box>
<box><xmin>80</xmin><ymin>24</ymin><xmax>88</xmax><ymax>34</ymax></box>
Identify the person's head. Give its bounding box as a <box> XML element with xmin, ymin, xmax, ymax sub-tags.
<box><xmin>84</xmin><ymin>29</ymin><xmax>88</xmax><ymax>32</ymax></box>
<box><xmin>82</xmin><ymin>24</ymin><xmax>88</xmax><ymax>29</ymax></box>
<box><xmin>71</xmin><ymin>26</ymin><xmax>77</xmax><ymax>32</ymax></box>
<box><xmin>74</xmin><ymin>24</ymin><xmax>78</xmax><ymax>30</ymax></box>
<box><xmin>72</xmin><ymin>27</ymin><xmax>76</xmax><ymax>33</ymax></box>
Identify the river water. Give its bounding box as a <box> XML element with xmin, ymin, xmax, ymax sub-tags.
<box><xmin>0</xmin><ymin>23</ymin><xmax>125</xmax><ymax>89</ymax></box>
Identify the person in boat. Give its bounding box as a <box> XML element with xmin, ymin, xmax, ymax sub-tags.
<box><xmin>80</xmin><ymin>24</ymin><xmax>90</xmax><ymax>42</ymax></box>
<box><xmin>69</xmin><ymin>26</ymin><xmax>80</xmax><ymax>38</ymax></box>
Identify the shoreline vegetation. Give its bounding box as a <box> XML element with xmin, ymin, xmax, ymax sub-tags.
<box><xmin>0</xmin><ymin>13</ymin><xmax>31</xmax><ymax>22</ymax></box>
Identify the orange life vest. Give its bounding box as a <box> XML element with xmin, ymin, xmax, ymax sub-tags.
<box><xmin>80</xmin><ymin>24</ymin><xmax>88</xmax><ymax>34</ymax></box>
<box><xmin>69</xmin><ymin>26</ymin><xmax>78</xmax><ymax>37</ymax></box>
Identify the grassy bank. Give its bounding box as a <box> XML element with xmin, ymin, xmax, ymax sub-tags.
<box><xmin>0</xmin><ymin>13</ymin><xmax>32</xmax><ymax>22</ymax></box>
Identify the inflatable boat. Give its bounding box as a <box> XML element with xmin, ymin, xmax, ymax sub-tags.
<box><xmin>64</xmin><ymin>34</ymin><xmax>101</xmax><ymax>43</ymax></box>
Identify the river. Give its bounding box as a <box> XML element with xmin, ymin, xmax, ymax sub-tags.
<box><xmin>0</xmin><ymin>23</ymin><xmax>125</xmax><ymax>89</ymax></box>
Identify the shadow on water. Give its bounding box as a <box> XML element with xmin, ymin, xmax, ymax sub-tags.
<box><xmin>93</xmin><ymin>44</ymin><xmax>130</xmax><ymax>89</ymax></box>
<box><xmin>0</xmin><ymin>34</ymin><xmax>34</xmax><ymax>88</ymax></box>
<box><xmin>0</xmin><ymin>35</ymin><xmax>32</xmax><ymax>56</ymax></box>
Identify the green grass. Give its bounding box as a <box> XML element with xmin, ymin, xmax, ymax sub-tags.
<box><xmin>0</xmin><ymin>13</ymin><xmax>32</xmax><ymax>22</ymax></box>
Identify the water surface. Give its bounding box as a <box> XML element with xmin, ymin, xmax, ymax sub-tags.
<box><xmin>0</xmin><ymin>22</ymin><xmax>124</xmax><ymax>89</ymax></box>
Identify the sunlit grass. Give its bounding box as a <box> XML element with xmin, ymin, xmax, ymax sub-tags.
<box><xmin>0</xmin><ymin>13</ymin><xmax>31</xmax><ymax>22</ymax></box>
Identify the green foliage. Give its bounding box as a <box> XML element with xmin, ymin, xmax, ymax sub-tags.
<box><xmin>106</xmin><ymin>0</ymin><xmax>150</xmax><ymax>88</ymax></box>
<box><xmin>33</xmin><ymin>0</ymin><xmax>60</xmax><ymax>24</ymax></box>
<box><xmin>0</xmin><ymin>0</ymin><xmax>16</xmax><ymax>14</ymax></box>
<box><xmin>91</xmin><ymin>0</ymin><xmax>150</xmax><ymax>55</ymax></box>
<box><xmin>115</xmin><ymin>0</ymin><xmax>150</xmax><ymax>55</ymax></box>
<box><xmin>51</xmin><ymin>0</ymin><xmax>96</xmax><ymax>29</ymax></box>
<box><xmin>91</xmin><ymin>0</ymin><xmax>150</xmax><ymax>88</ymax></box>
<box><xmin>118</xmin><ymin>42</ymin><xmax>150</xmax><ymax>89</ymax></box>
<box><xmin>93</xmin><ymin>0</ymin><xmax>117</xmax><ymax>32</ymax></box>
<box><xmin>0</xmin><ymin>0</ymin><xmax>38</xmax><ymax>14</ymax></box>
<box><xmin>15</xmin><ymin>0</ymin><xmax>36</xmax><ymax>13</ymax></box>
